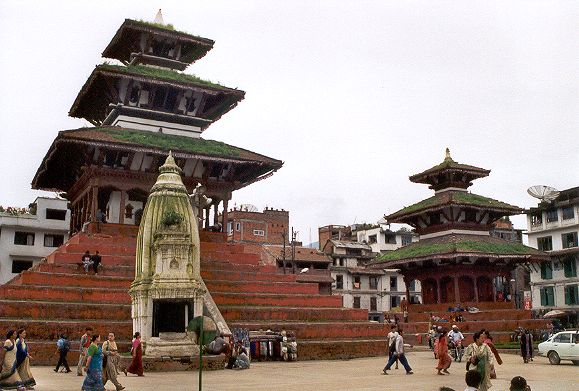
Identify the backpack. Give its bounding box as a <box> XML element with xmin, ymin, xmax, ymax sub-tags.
<box><xmin>63</xmin><ymin>340</ymin><xmax>71</xmax><ymax>353</ymax></box>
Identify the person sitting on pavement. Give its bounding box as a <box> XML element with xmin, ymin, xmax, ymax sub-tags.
<box><xmin>205</xmin><ymin>333</ymin><xmax>229</xmax><ymax>355</ymax></box>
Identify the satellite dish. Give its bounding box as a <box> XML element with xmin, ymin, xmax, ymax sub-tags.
<box><xmin>239</xmin><ymin>203</ymin><xmax>258</xmax><ymax>212</ymax></box>
<box><xmin>527</xmin><ymin>185</ymin><xmax>560</xmax><ymax>202</ymax></box>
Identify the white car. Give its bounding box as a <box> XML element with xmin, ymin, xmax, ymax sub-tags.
<box><xmin>538</xmin><ymin>330</ymin><xmax>579</xmax><ymax>365</ymax></box>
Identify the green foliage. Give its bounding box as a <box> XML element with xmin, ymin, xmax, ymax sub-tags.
<box><xmin>135</xmin><ymin>19</ymin><xmax>175</xmax><ymax>31</ymax></box>
<box><xmin>99</xmin><ymin>128</ymin><xmax>240</xmax><ymax>157</ymax></box>
<box><xmin>161</xmin><ymin>210</ymin><xmax>184</xmax><ymax>226</ymax></box>
<box><xmin>99</xmin><ymin>64</ymin><xmax>230</xmax><ymax>91</ymax></box>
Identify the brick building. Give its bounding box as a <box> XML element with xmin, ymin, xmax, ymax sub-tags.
<box><xmin>225</xmin><ymin>206</ymin><xmax>289</xmax><ymax>244</ymax></box>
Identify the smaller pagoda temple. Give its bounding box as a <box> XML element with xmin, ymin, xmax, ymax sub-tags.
<box><xmin>371</xmin><ymin>149</ymin><xmax>548</xmax><ymax>304</ymax></box>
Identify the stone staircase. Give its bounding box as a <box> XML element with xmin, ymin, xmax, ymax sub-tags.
<box><xmin>388</xmin><ymin>302</ymin><xmax>550</xmax><ymax>345</ymax></box>
<box><xmin>0</xmin><ymin>228</ymin><xmax>393</xmax><ymax>365</ymax></box>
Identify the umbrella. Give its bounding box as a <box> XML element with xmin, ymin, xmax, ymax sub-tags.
<box><xmin>543</xmin><ymin>310</ymin><xmax>569</xmax><ymax>318</ymax></box>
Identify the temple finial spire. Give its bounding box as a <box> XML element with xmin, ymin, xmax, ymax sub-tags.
<box><xmin>445</xmin><ymin>147</ymin><xmax>452</xmax><ymax>161</ymax></box>
<box><xmin>154</xmin><ymin>9</ymin><xmax>164</xmax><ymax>25</ymax></box>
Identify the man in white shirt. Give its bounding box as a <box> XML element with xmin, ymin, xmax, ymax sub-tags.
<box><xmin>386</xmin><ymin>325</ymin><xmax>399</xmax><ymax>370</ymax></box>
<box><xmin>448</xmin><ymin>324</ymin><xmax>464</xmax><ymax>360</ymax></box>
<box><xmin>382</xmin><ymin>329</ymin><xmax>413</xmax><ymax>375</ymax></box>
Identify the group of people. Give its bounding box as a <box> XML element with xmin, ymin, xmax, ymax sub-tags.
<box><xmin>77</xmin><ymin>328</ymin><xmax>144</xmax><ymax>391</ymax></box>
<box><xmin>205</xmin><ymin>333</ymin><xmax>250</xmax><ymax>370</ymax></box>
<box><xmin>81</xmin><ymin>251</ymin><xmax>102</xmax><ymax>275</ymax></box>
<box><xmin>0</xmin><ymin>329</ymin><xmax>35</xmax><ymax>390</ymax></box>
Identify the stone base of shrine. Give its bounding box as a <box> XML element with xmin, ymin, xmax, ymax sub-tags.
<box><xmin>145</xmin><ymin>332</ymin><xmax>201</xmax><ymax>358</ymax></box>
<box><xmin>119</xmin><ymin>353</ymin><xmax>226</xmax><ymax>372</ymax></box>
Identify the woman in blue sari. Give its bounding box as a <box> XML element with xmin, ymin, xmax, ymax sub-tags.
<box><xmin>15</xmin><ymin>329</ymin><xmax>35</xmax><ymax>390</ymax></box>
<box><xmin>0</xmin><ymin>330</ymin><xmax>24</xmax><ymax>390</ymax></box>
<box><xmin>82</xmin><ymin>335</ymin><xmax>104</xmax><ymax>391</ymax></box>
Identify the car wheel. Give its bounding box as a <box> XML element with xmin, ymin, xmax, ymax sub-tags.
<box><xmin>572</xmin><ymin>360</ymin><xmax>579</xmax><ymax>366</ymax></box>
<box><xmin>548</xmin><ymin>351</ymin><xmax>560</xmax><ymax>365</ymax></box>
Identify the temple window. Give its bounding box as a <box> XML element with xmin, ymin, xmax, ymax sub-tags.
<box><xmin>129</xmin><ymin>85</ymin><xmax>140</xmax><ymax>106</ymax></box>
<box><xmin>235</xmin><ymin>222</ymin><xmax>241</xmax><ymax>231</ymax></box>
<box><xmin>125</xmin><ymin>204</ymin><xmax>134</xmax><ymax>218</ymax></box>
<box><xmin>562</xmin><ymin>232</ymin><xmax>578</xmax><ymax>248</ymax></box>
<box><xmin>335</xmin><ymin>275</ymin><xmax>343</xmax><ymax>289</ymax></box>
<box><xmin>253</xmin><ymin>229</ymin><xmax>265</xmax><ymax>236</ymax></box>
<box><xmin>537</xmin><ymin>236</ymin><xmax>552</xmax><ymax>251</ymax></box>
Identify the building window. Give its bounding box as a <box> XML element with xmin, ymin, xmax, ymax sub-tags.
<box><xmin>561</xmin><ymin>206</ymin><xmax>575</xmax><ymax>220</ymax></box>
<box><xmin>369</xmin><ymin>276</ymin><xmax>378</xmax><ymax>290</ymax></box>
<box><xmin>563</xmin><ymin>256</ymin><xmax>577</xmax><ymax>278</ymax></box>
<box><xmin>391</xmin><ymin>295</ymin><xmax>400</xmax><ymax>308</ymax></box>
<box><xmin>540</xmin><ymin>262</ymin><xmax>553</xmax><ymax>280</ymax></box>
<box><xmin>11</xmin><ymin>260</ymin><xmax>33</xmax><ymax>273</ymax></box>
<box><xmin>384</xmin><ymin>233</ymin><xmax>396</xmax><ymax>244</ymax></box>
<box><xmin>546</xmin><ymin>209</ymin><xmax>558</xmax><ymax>223</ymax></box>
<box><xmin>561</xmin><ymin>232</ymin><xmax>578</xmax><ymax>249</ymax></box>
<box><xmin>46</xmin><ymin>208</ymin><xmax>67</xmax><ymax>220</ymax></box>
<box><xmin>353</xmin><ymin>296</ymin><xmax>361</xmax><ymax>308</ymax></box>
<box><xmin>235</xmin><ymin>222</ymin><xmax>241</xmax><ymax>231</ymax></box>
<box><xmin>564</xmin><ymin>285</ymin><xmax>578</xmax><ymax>305</ymax></box>
<box><xmin>14</xmin><ymin>232</ymin><xmax>35</xmax><ymax>246</ymax></box>
<box><xmin>390</xmin><ymin>276</ymin><xmax>398</xmax><ymax>290</ymax></box>
<box><xmin>368</xmin><ymin>234</ymin><xmax>377</xmax><ymax>244</ymax></box>
<box><xmin>401</xmin><ymin>235</ymin><xmax>412</xmax><ymax>246</ymax></box>
<box><xmin>44</xmin><ymin>234</ymin><xmax>64</xmax><ymax>247</ymax></box>
<box><xmin>353</xmin><ymin>276</ymin><xmax>361</xmax><ymax>289</ymax></box>
<box><xmin>227</xmin><ymin>222</ymin><xmax>233</xmax><ymax>235</ymax></box>
<box><xmin>335</xmin><ymin>275</ymin><xmax>344</xmax><ymax>289</ymax></box>
<box><xmin>537</xmin><ymin>236</ymin><xmax>553</xmax><ymax>251</ymax></box>
<box><xmin>409</xmin><ymin>280</ymin><xmax>417</xmax><ymax>291</ymax></box>
<box><xmin>530</xmin><ymin>213</ymin><xmax>542</xmax><ymax>227</ymax></box>
<box><xmin>370</xmin><ymin>297</ymin><xmax>377</xmax><ymax>311</ymax></box>
<box><xmin>540</xmin><ymin>286</ymin><xmax>555</xmax><ymax>306</ymax></box>
<box><xmin>253</xmin><ymin>229</ymin><xmax>265</xmax><ymax>236</ymax></box>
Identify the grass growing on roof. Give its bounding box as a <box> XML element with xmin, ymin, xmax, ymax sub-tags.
<box><xmin>100</xmin><ymin>128</ymin><xmax>240</xmax><ymax>157</ymax></box>
<box><xmin>99</xmin><ymin>64</ymin><xmax>234</xmax><ymax>91</ymax></box>
<box><xmin>377</xmin><ymin>240</ymin><xmax>539</xmax><ymax>262</ymax></box>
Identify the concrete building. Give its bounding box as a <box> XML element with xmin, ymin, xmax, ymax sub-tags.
<box><xmin>355</xmin><ymin>223</ymin><xmax>419</xmax><ymax>253</ymax></box>
<box><xmin>322</xmin><ymin>239</ymin><xmax>421</xmax><ymax>321</ymax></box>
<box><xmin>0</xmin><ymin>197</ymin><xmax>70</xmax><ymax>284</ymax></box>
<box><xmin>225</xmin><ymin>206</ymin><xmax>289</xmax><ymax>244</ymax></box>
<box><xmin>526</xmin><ymin>186</ymin><xmax>579</xmax><ymax>317</ymax></box>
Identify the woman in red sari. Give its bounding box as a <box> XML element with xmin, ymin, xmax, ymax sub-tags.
<box><xmin>125</xmin><ymin>332</ymin><xmax>143</xmax><ymax>377</ymax></box>
<box><xmin>436</xmin><ymin>329</ymin><xmax>452</xmax><ymax>375</ymax></box>
<box><xmin>482</xmin><ymin>330</ymin><xmax>502</xmax><ymax>379</ymax></box>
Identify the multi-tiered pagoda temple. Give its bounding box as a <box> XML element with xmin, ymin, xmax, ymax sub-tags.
<box><xmin>32</xmin><ymin>17</ymin><xmax>282</xmax><ymax>233</ymax></box>
<box><xmin>371</xmin><ymin>149</ymin><xmax>548</xmax><ymax>305</ymax></box>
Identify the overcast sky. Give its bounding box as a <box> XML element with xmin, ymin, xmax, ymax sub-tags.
<box><xmin>0</xmin><ymin>1</ymin><xmax>577</xmax><ymax>244</ymax></box>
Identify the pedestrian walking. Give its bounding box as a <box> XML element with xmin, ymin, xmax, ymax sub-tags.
<box><xmin>481</xmin><ymin>330</ymin><xmax>502</xmax><ymax>379</ymax></box>
<box><xmin>81</xmin><ymin>334</ymin><xmax>104</xmax><ymax>391</ymax></box>
<box><xmin>91</xmin><ymin>251</ymin><xmax>101</xmax><ymax>275</ymax></box>
<box><xmin>386</xmin><ymin>324</ymin><xmax>399</xmax><ymax>370</ymax></box>
<box><xmin>464</xmin><ymin>331</ymin><xmax>493</xmax><ymax>391</ymax></box>
<box><xmin>125</xmin><ymin>332</ymin><xmax>144</xmax><ymax>377</ymax></box>
<box><xmin>520</xmin><ymin>329</ymin><xmax>533</xmax><ymax>363</ymax></box>
<box><xmin>436</xmin><ymin>328</ymin><xmax>452</xmax><ymax>375</ymax></box>
<box><xmin>54</xmin><ymin>334</ymin><xmax>71</xmax><ymax>373</ymax></box>
<box><xmin>77</xmin><ymin>327</ymin><xmax>92</xmax><ymax>376</ymax></box>
<box><xmin>102</xmin><ymin>333</ymin><xmax>124</xmax><ymax>391</ymax></box>
<box><xmin>15</xmin><ymin>329</ymin><xmax>36</xmax><ymax>390</ymax></box>
<box><xmin>382</xmin><ymin>329</ymin><xmax>413</xmax><ymax>375</ymax></box>
<box><xmin>0</xmin><ymin>330</ymin><xmax>25</xmax><ymax>390</ymax></box>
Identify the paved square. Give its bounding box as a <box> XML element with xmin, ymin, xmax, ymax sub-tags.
<box><xmin>30</xmin><ymin>351</ymin><xmax>577</xmax><ymax>391</ymax></box>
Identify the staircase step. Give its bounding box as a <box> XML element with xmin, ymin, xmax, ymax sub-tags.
<box><xmin>62</xmin><ymin>242</ymin><xmax>136</xmax><ymax>256</ymax></box>
<box><xmin>0</xmin><ymin>318</ymin><xmax>133</xmax><ymax>341</ymax></box>
<box><xmin>219</xmin><ymin>306</ymin><xmax>368</xmax><ymax>322</ymax></box>
<box><xmin>407</xmin><ymin>308</ymin><xmax>533</xmax><ymax>323</ymax></box>
<box><xmin>211</xmin><ymin>292</ymin><xmax>343</xmax><ymax>307</ymax></box>
<box><xmin>47</xmin><ymin>251</ymin><xmax>134</xmax><ymax>266</ymax></box>
<box><xmin>200</xmin><ymin>261</ymin><xmax>277</xmax><ymax>274</ymax></box>
<box><xmin>0</xmin><ymin>285</ymin><xmax>130</xmax><ymax>304</ymax></box>
<box><xmin>231</xmin><ymin>321</ymin><xmax>389</xmax><ymax>340</ymax></box>
<box><xmin>201</xmin><ymin>269</ymin><xmax>296</xmax><ymax>282</ymax></box>
<box><xmin>201</xmin><ymin>252</ymin><xmax>261</xmax><ymax>264</ymax></box>
<box><xmin>296</xmin><ymin>338</ymin><xmax>388</xmax><ymax>360</ymax></box>
<box><xmin>410</xmin><ymin>302</ymin><xmax>515</xmax><ymax>312</ymax></box>
<box><xmin>35</xmin><ymin>262</ymin><xmax>135</xmax><ymax>278</ymax></box>
<box><xmin>19</xmin><ymin>271</ymin><xmax>132</xmax><ymax>289</ymax></box>
<box><xmin>0</xmin><ymin>300</ymin><xmax>131</xmax><ymax>321</ymax></box>
<box><xmin>205</xmin><ymin>280</ymin><xmax>319</xmax><ymax>295</ymax></box>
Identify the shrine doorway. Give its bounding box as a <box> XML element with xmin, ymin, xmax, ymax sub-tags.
<box><xmin>422</xmin><ymin>278</ymin><xmax>438</xmax><ymax>305</ymax></box>
<box><xmin>477</xmin><ymin>276</ymin><xmax>493</xmax><ymax>302</ymax></box>
<box><xmin>440</xmin><ymin>277</ymin><xmax>455</xmax><ymax>303</ymax></box>
<box><xmin>458</xmin><ymin>276</ymin><xmax>476</xmax><ymax>302</ymax></box>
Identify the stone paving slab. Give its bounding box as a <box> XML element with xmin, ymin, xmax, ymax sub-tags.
<box><xmin>28</xmin><ymin>351</ymin><xmax>577</xmax><ymax>391</ymax></box>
